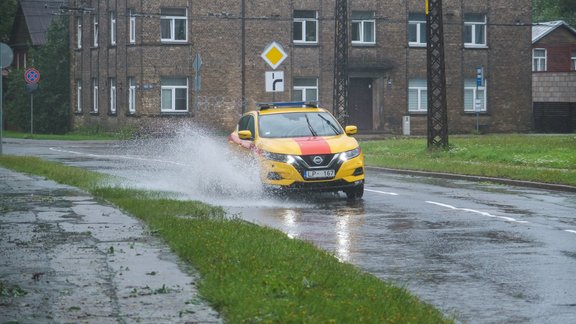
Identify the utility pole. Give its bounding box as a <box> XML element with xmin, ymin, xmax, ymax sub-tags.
<box><xmin>333</xmin><ymin>0</ymin><xmax>349</xmax><ymax>126</ymax></box>
<box><xmin>426</xmin><ymin>0</ymin><xmax>449</xmax><ymax>149</ymax></box>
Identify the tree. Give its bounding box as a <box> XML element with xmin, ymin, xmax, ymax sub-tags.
<box><xmin>5</xmin><ymin>15</ymin><xmax>70</xmax><ymax>134</ymax></box>
<box><xmin>533</xmin><ymin>0</ymin><xmax>576</xmax><ymax>26</ymax></box>
<box><xmin>0</xmin><ymin>0</ymin><xmax>18</xmax><ymax>42</ymax></box>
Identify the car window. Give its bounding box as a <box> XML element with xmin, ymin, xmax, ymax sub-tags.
<box><xmin>259</xmin><ymin>112</ymin><xmax>343</xmax><ymax>138</ymax></box>
<box><xmin>238</xmin><ymin>115</ymin><xmax>250</xmax><ymax>131</ymax></box>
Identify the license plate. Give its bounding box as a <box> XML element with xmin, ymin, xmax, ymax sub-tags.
<box><xmin>305</xmin><ymin>170</ymin><xmax>335</xmax><ymax>179</ymax></box>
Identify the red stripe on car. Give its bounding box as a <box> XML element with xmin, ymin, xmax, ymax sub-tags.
<box><xmin>293</xmin><ymin>137</ymin><xmax>332</xmax><ymax>155</ymax></box>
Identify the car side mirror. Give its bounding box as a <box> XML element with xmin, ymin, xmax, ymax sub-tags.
<box><xmin>345</xmin><ymin>125</ymin><xmax>358</xmax><ymax>135</ymax></box>
<box><xmin>238</xmin><ymin>130</ymin><xmax>253</xmax><ymax>140</ymax></box>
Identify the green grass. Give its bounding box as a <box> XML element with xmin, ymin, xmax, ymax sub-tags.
<box><xmin>0</xmin><ymin>155</ymin><xmax>451</xmax><ymax>323</ymax></box>
<box><xmin>1</xmin><ymin>128</ymin><xmax>135</xmax><ymax>141</ymax></box>
<box><xmin>361</xmin><ymin>134</ymin><xmax>576</xmax><ymax>187</ymax></box>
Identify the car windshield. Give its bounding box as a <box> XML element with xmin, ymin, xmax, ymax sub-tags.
<box><xmin>258</xmin><ymin>112</ymin><xmax>344</xmax><ymax>138</ymax></box>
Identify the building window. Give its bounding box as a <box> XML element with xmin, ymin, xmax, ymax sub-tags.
<box><xmin>92</xmin><ymin>78</ymin><xmax>99</xmax><ymax>113</ymax></box>
<box><xmin>76</xmin><ymin>80</ymin><xmax>82</xmax><ymax>112</ymax></box>
<box><xmin>109</xmin><ymin>78</ymin><xmax>116</xmax><ymax>114</ymax></box>
<box><xmin>464</xmin><ymin>79</ymin><xmax>487</xmax><ymax>112</ymax></box>
<box><xmin>76</xmin><ymin>17</ymin><xmax>82</xmax><ymax>49</ymax></box>
<box><xmin>110</xmin><ymin>11</ymin><xmax>116</xmax><ymax>45</ymax></box>
<box><xmin>464</xmin><ymin>14</ymin><xmax>486</xmax><ymax>47</ymax></box>
<box><xmin>128</xmin><ymin>77</ymin><xmax>136</xmax><ymax>114</ymax></box>
<box><xmin>351</xmin><ymin>11</ymin><xmax>375</xmax><ymax>45</ymax></box>
<box><xmin>408</xmin><ymin>79</ymin><xmax>428</xmax><ymax>112</ymax></box>
<box><xmin>93</xmin><ymin>15</ymin><xmax>98</xmax><ymax>47</ymax></box>
<box><xmin>161</xmin><ymin>8</ymin><xmax>187</xmax><ymax>42</ymax></box>
<box><xmin>293</xmin><ymin>10</ymin><xmax>318</xmax><ymax>44</ymax></box>
<box><xmin>408</xmin><ymin>13</ymin><xmax>427</xmax><ymax>47</ymax></box>
<box><xmin>161</xmin><ymin>77</ymin><xmax>188</xmax><ymax>112</ymax></box>
<box><xmin>292</xmin><ymin>78</ymin><xmax>318</xmax><ymax>102</ymax></box>
<box><xmin>129</xmin><ymin>10</ymin><xmax>136</xmax><ymax>44</ymax></box>
<box><xmin>532</xmin><ymin>48</ymin><xmax>547</xmax><ymax>71</ymax></box>
<box><xmin>571</xmin><ymin>51</ymin><xmax>576</xmax><ymax>71</ymax></box>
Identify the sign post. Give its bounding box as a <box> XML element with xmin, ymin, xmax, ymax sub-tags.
<box><xmin>475</xmin><ymin>66</ymin><xmax>483</xmax><ymax>133</ymax></box>
<box><xmin>24</xmin><ymin>68</ymin><xmax>40</xmax><ymax>134</ymax></box>
<box><xmin>1</xmin><ymin>43</ymin><xmax>14</xmax><ymax>155</ymax></box>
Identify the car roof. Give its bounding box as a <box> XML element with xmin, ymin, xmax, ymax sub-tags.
<box><xmin>257</xmin><ymin>107</ymin><xmax>328</xmax><ymax>115</ymax></box>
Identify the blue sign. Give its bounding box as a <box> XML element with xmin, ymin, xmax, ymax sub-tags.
<box><xmin>476</xmin><ymin>66</ymin><xmax>483</xmax><ymax>87</ymax></box>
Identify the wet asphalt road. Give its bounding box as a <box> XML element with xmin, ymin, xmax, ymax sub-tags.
<box><xmin>3</xmin><ymin>137</ymin><xmax>576</xmax><ymax>323</ymax></box>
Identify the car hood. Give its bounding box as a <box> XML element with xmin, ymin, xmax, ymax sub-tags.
<box><xmin>257</xmin><ymin>135</ymin><xmax>359</xmax><ymax>155</ymax></box>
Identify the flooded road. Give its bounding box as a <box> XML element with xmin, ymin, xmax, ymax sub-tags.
<box><xmin>3</xmin><ymin>134</ymin><xmax>576</xmax><ymax>323</ymax></box>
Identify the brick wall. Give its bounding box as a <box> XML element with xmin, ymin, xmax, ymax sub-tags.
<box><xmin>70</xmin><ymin>0</ymin><xmax>533</xmax><ymax>135</ymax></box>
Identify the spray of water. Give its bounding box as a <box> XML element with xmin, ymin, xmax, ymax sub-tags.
<box><xmin>111</xmin><ymin>122</ymin><xmax>314</xmax><ymax>208</ymax></box>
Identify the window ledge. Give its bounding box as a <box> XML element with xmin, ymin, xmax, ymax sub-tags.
<box><xmin>408</xmin><ymin>43</ymin><xmax>427</xmax><ymax>48</ymax></box>
<box><xmin>408</xmin><ymin>111</ymin><xmax>428</xmax><ymax>115</ymax></box>
<box><xmin>89</xmin><ymin>112</ymin><xmax>99</xmax><ymax>116</ymax></box>
<box><xmin>464</xmin><ymin>45</ymin><xmax>488</xmax><ymax>49</ymax></box>
<box><xmin>160</xmin><ymin>41</ymin><xmax>189</xmax><ymax>45</ymax></box>
<box><xmin>293</xmin><ymin>42</ymin><xmax>318</xmax><ymax>47</ymax></box>
<box><xmin>160</xmin><ymin>111</ymin><xmax>190</xmax><ymax>116</ymax></box>
<box><xmin>352</xmin><ymin>43</ymin><xmax>377</xmax><ymax>47</ymax></box>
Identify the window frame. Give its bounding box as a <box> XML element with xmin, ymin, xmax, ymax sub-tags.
<box><xmin>408</xmin><ymin>79</ymin><xmax>428</xmax><ymax>112</ymax></box>
<box><xmin>464</xmin><ymin>79</ymin><xmax>487</xmax><ymax>113</ymax></box>
<box><xmin>292</xmin><ymin>77</ymin><xmax>319</xmax><ymax>102</ymax></box>
<box><xmin>128</xmin><ymin>77</ymin><xmax>136</xmax><ymax>114</ymax></box>
<box><xmin>160</xmin><ymin>8</ymin><xmax>188</xmax><ymax>43</ymax></box>
<box><xmin>351</xmin><ymin>11</ymin><xmax>376</xmax><ymax>45</ymax></box>
<box><xmin>109</xmin><ymin>78</ymin><xmax>117</xmax><ymax>114</ymax></box>
<box><xmin>129</xmin><ymin>10</ymin><xmax>136</xmax><ymax>44</ymax></box>
<box><xmin>161</xmin><ymin>77</ymin><xmax>189</xmax><ymax>112</ymax></box>
<box><xmin>408</xmin><ymin>13</ymin><xmax>427</xmax><ymax>47</ymax></box>
<box><xmin>92</xmin><ymin>78</ymin><xmax>99</xmax><ymax>113</ymax></box>
<box><xmin>571</xmin><ymin>50</ymin><xmax>576</xmax><ymax>71</ymax></box>
<box><xmin>464</xmin><ymin>14</ymin><xmax>487</xmax><ymax>48</ymax></box>
<box><xmin>76</xmin><ymin>16</ymin><xmax>82</xmax><ymax>49</ymax></box>
<box><xmin>93</xmin><ymin>15</ymin><xmax>99</xmax><ymax>47</ymax></box>
<box><xmin>76</xmin><ymin>80</ymin><xmax>82</xmax><ymax>113</ymax></box>
<box><xmin>110</xmin><ymin>11</ymin><xmax>117</xmax><ymax>46</ymax></box>
<box><xmin>532</xmin><ymin>48</ymin><xmax>547</xmax><ymax>72</ymax></box>
<box><xmin>293</xmin><ymin>10</ymin><xmax>318</xmax><ymax>44</ymax></box>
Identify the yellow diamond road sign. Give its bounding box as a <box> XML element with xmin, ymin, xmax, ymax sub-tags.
<box><xmin>261</xmin><ymin>41</ymin><xmax>287</xmax><ymax>69</ymax></box>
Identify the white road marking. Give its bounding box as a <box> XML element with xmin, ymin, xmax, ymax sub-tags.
<box><xmin>49</xmin><ymin>147</ymin><xmax>187</xmax><ymax>166</ymax></box>
<box><xmin>426</xmin><ymin>201</ymin><xmax>529</xmax><ymax>224</ymax></box>
<box><xmin>565</xmin><ymin>230</ymin><xmax>576</xmax><ymax>235</ymax></box>
<box><xmin>365</xmin><ymin>189</ymin><xmax>398</xmax><ymax>196</ymax></box>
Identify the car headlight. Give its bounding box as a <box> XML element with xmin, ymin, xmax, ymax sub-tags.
<box><xmin>339</xmin><ymin>147</ymin><xmax>361</xmax><ymax>161</ymax></box>
<box><xmin>262</xmin><ymin>151</ymin><xmax>296</xmax><ymax>164</ymax></box>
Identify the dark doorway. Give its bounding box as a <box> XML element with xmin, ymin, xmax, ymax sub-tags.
<box><xmin>349</xmin><ymin>78</ymin><xmax>373</xmax><ymax>130</ymax></box>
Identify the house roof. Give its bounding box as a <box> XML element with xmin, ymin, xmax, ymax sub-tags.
<box><xmin>532</xmin><ymin>20</ymin><xmax>576</xmax><ymax>44</ymax></box>
<box><xmin>20</xmin><ymin>0</ymin><xmax>66</xmax><ymax>46</ymax></box>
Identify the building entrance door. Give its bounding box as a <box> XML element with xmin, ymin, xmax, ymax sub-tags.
<box><xmin>349</xmin><ymin>78</ymin><xmax>373</xmax><ymax>130</ymax></box>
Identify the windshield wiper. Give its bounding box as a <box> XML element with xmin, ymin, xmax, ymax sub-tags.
<box><xmin>317</xmin><ymin>114</ymin><xmax>340</xmax><ymax>135</ymax></box>
<box><xmin>305</xmin><ymin>114</ymin><xmax>318</xmax><ymax>137</ymax></box>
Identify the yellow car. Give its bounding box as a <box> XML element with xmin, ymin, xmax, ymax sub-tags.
<box><xmin>229</xmin><ymin>102</ymin><xmax>365</xmax><ymax>199</ymax></box>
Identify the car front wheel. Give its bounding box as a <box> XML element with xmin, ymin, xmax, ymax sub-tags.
<box><xmin>345</xmin><ymin>183</ymin><xmax>364</xmax><ymax>200</ymax></box>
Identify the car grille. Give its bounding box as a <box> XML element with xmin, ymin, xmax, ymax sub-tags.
<box><xmin>292</xmin><ymin>154</ymin><xmax>343</xmax><ymax>180</ymax></box>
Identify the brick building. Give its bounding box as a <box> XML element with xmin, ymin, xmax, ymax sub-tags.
<box><xmin>532</xmin><ymin>20</ymin><xmax>576</xmax><ymax>133</ymax></box>
<box><xmin>70</xmin><ymin>0</ymin><xmax>533</xmax><ymax>135</ymax></box>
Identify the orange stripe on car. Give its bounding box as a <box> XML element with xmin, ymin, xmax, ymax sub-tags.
<box><xmin>293</xmin><ymin>137</ymin><xmax>332</xmax><ymax>155</ymax></box>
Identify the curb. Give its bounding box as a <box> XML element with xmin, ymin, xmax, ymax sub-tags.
<box><xmin>366</xmin><ymin>166</ymin><xmax>576</xmax><ymax>193</ymax></box>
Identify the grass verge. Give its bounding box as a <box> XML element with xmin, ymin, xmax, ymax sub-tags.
<box><xmin>0</xmin><ymin>155</ymin><xmax>451</xmax><ymax>323</ymax></box>
<box><xmin>361</xmin><ymin>134</ymin><xmax>576</xmax><ymax>187</ymax></box>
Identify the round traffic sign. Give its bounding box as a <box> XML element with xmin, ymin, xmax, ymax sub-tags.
<box><xmin>1</xmin><ymin>43</ymin><xmax>14</xmax><ymax>68</ymax></box>
<box><xmin>25</xmin><ymin>68</ymin><xmax>40</xmax><ymax>84</ymax></box>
